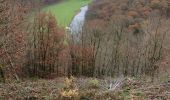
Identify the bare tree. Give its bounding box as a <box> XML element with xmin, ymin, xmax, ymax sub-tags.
<box><xmin>0</xmin><ymin>0</ymin><xmax>29</xmax><ymax>81</ymax></box>
<box><xmin>26</xmin><ymin>13</ymin><xmax>65</xmax><ymax>78</ymax></box>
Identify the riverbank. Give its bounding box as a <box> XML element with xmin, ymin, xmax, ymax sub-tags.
<box><xmin>43</xmin><ymin>0</ymin><xmax>91</xmax><ymax>27</ymax></box>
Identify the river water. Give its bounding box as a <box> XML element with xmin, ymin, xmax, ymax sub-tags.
<box><xmin>69</xmin><ymin>6</ymin><xmax>88</xmax><ymax>34</ymax></box>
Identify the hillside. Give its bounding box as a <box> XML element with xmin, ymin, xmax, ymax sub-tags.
<box><xmin>81</xmin><ymin>0</ymin><xmax>170</xmax><ymax>79</ymax></box>
<box><xmin>0</xmin><ymin>0</ymin><xmax>170</xmax><ymax>99</ymax></box>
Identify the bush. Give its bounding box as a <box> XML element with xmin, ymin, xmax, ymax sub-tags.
<box><xmin>88</xmin><ymin>78</ymin><xmax>100</xmax><ymax>89</ymax></box>
<box><xmin>150</xmin><ymin>0</ymin><xmax>161</xmax><ymax>9</ymax></box>
<box><xmin>59</xmin><ymin>89</ymin><xmax>79</xmax><ymax>99</ymax></box>
<box><xmin>59</xmin><ymin>76</ymin><xmax>79</xmax><ymax>99</ymax></box>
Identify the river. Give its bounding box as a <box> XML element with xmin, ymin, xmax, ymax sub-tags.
<box><xmin>69</xmin><ymin>6</ymin><xmax>88</xmax><ymax>34</ymax></box>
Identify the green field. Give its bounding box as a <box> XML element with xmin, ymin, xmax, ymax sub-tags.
<box><xmin>43</xmin><ymin>0</ymin><xmax>91</xmax><ymax>27</ymax></box>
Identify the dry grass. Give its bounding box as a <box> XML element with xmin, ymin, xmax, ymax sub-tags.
<box><xmin>0</xmin><ymin>77</ymin><xmax>169</xmax><ymax>99</ymax></box>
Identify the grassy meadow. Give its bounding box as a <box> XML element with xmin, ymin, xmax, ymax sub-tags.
<box><xmin>43</xmin><ymin>0</ymin><xmax>91</xmax><ymax>27</ymax></box>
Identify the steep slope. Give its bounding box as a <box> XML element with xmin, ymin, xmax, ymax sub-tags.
<box><xmin>81</xmin><ymin>0</ymin><xmax>170</xmax><ymax>78</ymax></box>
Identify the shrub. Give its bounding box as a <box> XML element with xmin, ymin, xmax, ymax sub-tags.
<box><xmin>88</xmin><ymin>78</ymin><xmax>100</xmax><ymax>89</ymax></box>
<box><xmin>0</xmin><ymin>0</ymin><xmax>28</xmax><ymax>81</ymax></box>
<box><xmin>64</xmin><ymin>76</ymin><xmax>76</xmax><ymax>89</ymax></box>
<box><xmin>128</xmin><ymin>11</ymin><xmax>139</xmax><ymax>18</ymax></box>
<box><xmin>59</xmin><ymin>89</ymin><xmax>79</xmax><ymax>99</ymax></box>
<box><xmin>150</xmin><ymin>0</ymin><xmax>161</xmax><ymax>9</ymax></box>
<box><xmin>59</xmin><ymin>76</ymin><xmax>79</xmax><ymax>99</ymax></box>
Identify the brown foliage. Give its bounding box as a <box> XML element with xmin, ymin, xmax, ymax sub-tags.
<box><xmin>128</xmin><ymin>11</ymin><xmax>139</xmax><ymax>18</ymax></box>
<box><xmin>0</xmin><ymin>0</ymin><xmax>29</xmax><ymax>82</ymax></box>
<box><xmin>83</xmin><ymin>0</ymin><xmax>169</xmax><ymax>78</ymax></box>
<box><xmin>69</xmin><ymin>44</ymin><xmax>95</xmax><ymax>76</ymax></box>
<box><xmin>26</xmin><ymin>13</ymin><xmax>65</xmax><ymax>78</ymax></box>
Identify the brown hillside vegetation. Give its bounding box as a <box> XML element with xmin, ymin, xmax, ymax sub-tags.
<box><xmin>81</xmin><ymin>0</ymin><xmax>170</xmax><ymax>80</ymax></box>
<box><xmin>0</xmin><ymin>0</ymin><xmax>170</xmax><ymax>99</ymax></box>
<box><xmin>0</xmin><ymin>0</ymin><xmax>30</xmax><ymax>82</ymax></box>
<box><xmin>0</xmin><ymin>0</ymin><xmax>169</xmax><ymax>82</ymax></box>
<box><xmin>0</xmin><ymin>77</ymin><xmax>169</xmax><ymax>99</ymax></box>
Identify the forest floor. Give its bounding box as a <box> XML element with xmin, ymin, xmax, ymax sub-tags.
<box><xmin>43</xmin><ymin>0</ymin><xmax>91</xmax><ymax>27</ymax></box>
<box><xmin>0</xmin><ymin>77</ymin><xmax>169</xmax><ymax>100</ymax></box>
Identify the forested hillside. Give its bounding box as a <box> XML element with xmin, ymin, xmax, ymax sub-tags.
<box><xmin>0</xmin><ymin>0</ymin><xmax>169</xmax><ymax>99</ymax></box>
<box><xmin>81</xmin><ymin>0</ymin><xmax>170</xmax><ymax>78</ymax></box>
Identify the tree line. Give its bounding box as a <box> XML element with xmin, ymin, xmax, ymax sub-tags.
<box><xmin>0</xmin><ymin>0</ymin><xmax>169</xmax><ymax>82</ymax></box>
